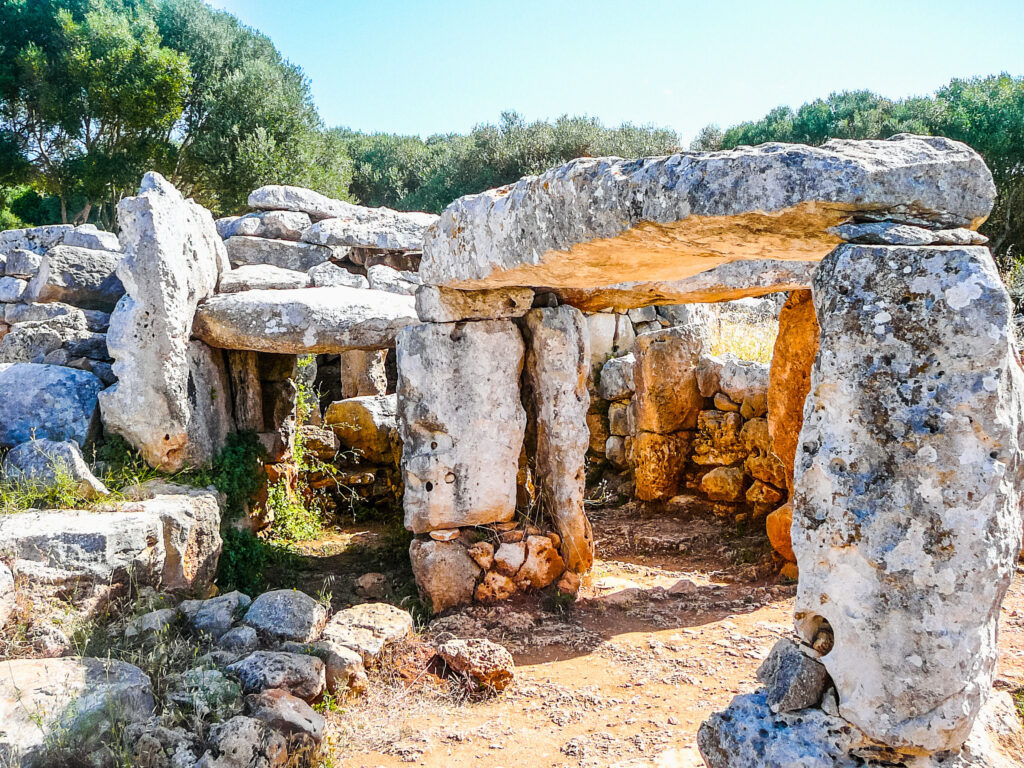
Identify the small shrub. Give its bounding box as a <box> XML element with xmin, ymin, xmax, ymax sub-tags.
<box><xmin>209</xmin><ymin>431</ymin><xmax>265</xmax><ymax>521</ymax></box>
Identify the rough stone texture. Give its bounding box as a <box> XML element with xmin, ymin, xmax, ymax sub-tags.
<box><xmin>243</xmin><ymin>589</ymin><xmax>328</xmax><ymax>644</ymax></box>
<box><xmin>99</xmin><ymin>172</ymin><xmax>230</xmax><ymax>471</ymax></box>
<box><xmin>319</xmin><ymin>602</ymin><xmax>414</xmax><ymax>664</ymax></box>
<box><xmin>218</xmin><ymin>264</ymin><xmax>310</xmax><ymax>293</ymax></box>
<box><xmin>597</xmin><ymin>353</ymin><xmax>635</xmax><ymax>401</ymax></box>
<box><xmin>246</xmin><ymin>689</ymin><xmax>325</xmax><ymax>742</ymax></box>
<box><xmin>227</xmin><ymin>652</ymin><xmax>325</xmax><ymax>700</ymax></box>
<box><xmin>632</xmin><ymin>327</ymin><xmax>704</xmax><ymax>433</ymax></box>
<box><xmin>61</xmin><ymin>223</ymin><xmax>121</xmax><ymax>251</ymax></box>
<box><xmin>195</xmin><ymin>715</ymin><xmax>287</xmax><ymax>768</ymax></box>
<box><xmin>180</xmin><ymin>591</ymin><xmax>252</xmax><ymax>640</ymax></box>
<box><xmin>218</xmin><ymin>625</ymin><xmax>259</xmax><ymax>654</ymax></box>
<box><xmin>300</xmin><ymin>204</ymin><xmax>438</xmax><ymax>250</ymax></box>
<box><xmin>24</xmin><ymin>245</ymin><xmax>124</xmax><ymax>310</ymax></box>
<box><xmin>523</xmin><ymin>307</ymin><xmax>594</xmax><ymax>572</ymax></box>
<box><xmin>5</xmin><ymin>249</ymin><xmax>42</xmax><ymax>278</ymax></box>
<box><xmin>756</xmin><ymin>639</ymin><xmax>830</xmax><ymax>713</ymax></box>
<box><xmin>366</xmin><ymin>264</ymin><xmax>421</xmax><ymax>295</ymax></box>
<box><xmin>180</xmin><ymin>341</ymin><xmax>236</xmax><ymax>468</ymax></box>
<box><xmin>700</xmin><ymin>466</ymin><xmax>747</xmax><ymax>502</ymax></box>
<box><xmin>284</xmin><ymin>640</ymin><xmax>367</xmax><ymax>695</ymax></box>
<box><xmin>0</xmin><ymin>363</ymin><xmax>101</xmax><ymax>448</ymax></box>
<box><xmin>338</xmin><ymin>348</ymin><xmax>388</xmax><ymax>399</ymax></box>
<box><xmin>415</xmin><ymin>285</ymin><xmax>534</xmax><ymax>322</ymax></box>
<box><xmin>792</xmin><ymin>244</ymin><xmax>1024</xmax><ymax>753</ymax></box>
<box><xmin>397</xmin><ymin>320</ymin><xmax>526</xmax><ymax>533</ymax></box>
<box><xmin>0</xmin><ymin>658</ymin><xmax>155</xmax><ymax>766</ymax></box>
<box><xmin>0</xmin><ymin>276</ymin><xmax>27</xmax><ymax>302</ymax></box>
<box><xmin>830</xmin><ymin>220</ymin><xmax>989</xmax><ymax>246</ymax></box>
<box><xmin>422</xmin><ymin>135</ymin><xmax>993</xmax><ymax>291</ymax></box>
<box><xmin>769</xmin><ymin>290</ymin><xmax>819</xmax><ymax>491</ymax></box>
<box><xmin>224</xmin><ymin>235</ymin><xmax>334</xmax><ymax>272</ymax></box>
<box><xmin>125</xmin><ymin>608</ymin><xmax>178</xmax><ymax>642</ymax></box>
<box><xmin>325</xmin><ymin>394</ymin><xmax>400</xmax><ymax>464</ymax></box>
<box><xmin>559</xmin><ymin>259</ymin><xmax>818</xmax><ymax>311</ymax></box>
<box><xmin>693</xmin><ymin>410</ymin><xmax>747</xmax><ymax>467</ymax></box>
<box><xmin>0</xmin><ymin>313</ymin><xmax>98</xmax><ymax>365</ymax></box>
<box><xmin>409</xmin><ymin>538</ymin><xmax>481</xmax><ymax>613</ymax></box>
<box><xmin>630</xmin><ymin>431</ymin><xmax>691</xmax><ymax>501</ymax></box>
<box><xmin>0</xmin><ymin>224</ymin><xmax>73</xmax><ymax>255</ymax></box>
<box><xmin>1</xmin><ymin>438</ymin><xmax>108</xmax><ymax>499</ymax></box>
<box><xmin>193</xmin><ymin>287</ymin><xmax>417</xmax><ymax>354</ymax></box>
<box><xmin>436</xmin><ymin>638</ymin><xmax>516</xmax><ymax>693</ymax></box>
<box><xmin>248</xmin><ymin>185</ymin><xmax>351</xmax><ymax>220</ymax></box>
<box><xmin>307</xmin><ymin>261</ymin><xmax>368</xmax><ymax>289</ymax></box>
<box><xmin>3</xmin><ymin>301</ymin><xmax>109</xmax><ymax>330</ymax></box>
<box><xmin>217</xmin><ymin>210</ymin><xmax>312</xmax><ymax>241</ymax></box>
<box><xmin>515</xmin><ymin>535</ymin><xmax>567</xmax><ymax>589</ymax></box>
<box><xmin>0</xmin><ymin>562</ymin><xmax>14</xmax><ymax>628</ymax></box>
<box><xmin>586</xmin><ymin>313</ymin><xmax>635</xmax><ymax>367</ymax></box>
<box><xmin>766</xmin><ymin>502</ymin><xmax>796</xmax><ymax>563</ymax></box>
<box><xmin>718</xmin><ymin>356</ymin><xmax>770</xmax><ymax>404</ymax></box>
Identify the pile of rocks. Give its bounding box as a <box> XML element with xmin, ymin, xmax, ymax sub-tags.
<box><xmin>0</xmin><ymin>588</ymin><xmax>415</xmax><ymax>767</ymax></box>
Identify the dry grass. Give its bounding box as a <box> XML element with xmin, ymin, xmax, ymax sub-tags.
<box><xmin>706</xmin><ymin>318</ymin><xmax>779</xmax><ymax>364</ymax></box>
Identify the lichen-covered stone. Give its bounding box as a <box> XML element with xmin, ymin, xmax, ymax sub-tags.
<box><xmin>25</xmin><ymin>244</ymin><xmax>124</xmax><ymax>310</ymax></box>
<box><xmin>436</xmin><ymin>638</ymin><xmax>515</xmax><ymax>693</ymax></box>
<box><xmin>422</xmin><ymin>136</ymin><xmax>993</xmax><ymax>291</ymax></box>
<box><xmin>0</xmin><ymin>363</ymin><xmax>102</xmax><ymax>448</ymax></box>
<box><xmin>630</xmin><ymin>431</ymin><xmax>691</xmax><ymax>501</ymax></box>
<box><xmin>224</xmin><ymin>235</ymin><xmax>334</xmax><ymax>272</ymax></box>
<box><xmin>218</xmin><ymin>264</ymin><xmax>310</xmax><ymax>293</ymax></box>
<box><xmin>243</xmin><ymin>590</ymin><xmax>327</xmax><ymax>644</ymax></box>
<box><xmin>597</xmin><ymin>353</ymin><xmax>635</xmax><ymax>402</ymax></box>
<box><xmin>632</xmin><ymin>327</ymin><xmax>704</xmax><ymax>434</ymax></box>
<box><xmin>415</xmin><ymin>285</ymin><xmax>534</xmax><ymax>322</ymax></box>
<box><xmin>397</xmin><ymin>320</ymin><xmax>525</xmax><ymax>533</ymax></box>
<box><xmin>792</xmin><ymin>244</ymin><xmax>1024</xmax><ymax>752</ymax></box>
<box><xmin>325</xmin><ymin>394</ymin><xmax>399</xmax><ymax>464</ymax></box>
<box><xmin>300</xmin><ymin>204</ymin><xmax>437</xmax><ymax>250</ymax></box>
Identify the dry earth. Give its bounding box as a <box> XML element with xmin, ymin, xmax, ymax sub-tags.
<box><xmin>280</xmin><ymin>499</ymin><xmax>1024</xmax><ymax>768</ymax></box>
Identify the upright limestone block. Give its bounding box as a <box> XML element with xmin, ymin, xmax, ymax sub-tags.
<box><xmin>793</xmin><ymin>244</ymin><xmax>1024</xmax><ymax>753</ymax></box>
<box><xmin>523</xmin><ymin>307</ymin><xmax>594</xmax><ymax>573</ymax></box>
<box><xmin>632</xmin><ymin>326</ymin><xmax>704</xmax><ymax>434</ymax></box>
<box><xmin>99</xmin><ymin>173</ymin><xmax>231</xmax><ymax>471</ymax></box>
<box><xmin>339</xmin><ymin>349</ymin><xmax>387</xmax><ymax>399</ymax></box>
<box><xmin>397</xmin><ymin>320</ymin><xmax>526</xmax><ymax>534</ymax></box>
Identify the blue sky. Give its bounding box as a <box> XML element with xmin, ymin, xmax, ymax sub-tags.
<box><xmin>208</xmin><ymin>0</ymin><xmax>1024</xmax><ymax>144</ymax></box>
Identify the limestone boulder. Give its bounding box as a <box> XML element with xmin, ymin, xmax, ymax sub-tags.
<box><xmin>597</xmin><ymin>353</ymin><xmax>635</xmax><ymax>402</ymax></box>
<box><xmin>768</xmin><ymin>290</ymin><xmax>818</xmax><ymax>491</ymax></box>
<box><xmin>409</xmin><ymin>538</ymin><xmax>481</xmax><ymax>614</ymax></box>
<box><xmin>632</xmin><ymin>326</ymin><xmax>704</xmax><ymax>434</ymax></box>
<box><xmin>423</xmin><ymin>136</ymin><xmax>992</xmax><ymax>292</ymax></box>
<box><xmin>227</xmin><ymin>652</ymin><xmax>325</xmax><ymax>700</ymax></box>
<box><xmin>243</xmin><ymin>589</ymin><xmax>327</xmax><ymax>644</ymax></box>
<box><xmin>0</xmin><ymin>314</ymin><xmax>100</xmax><ymax>365</ymax></box>
<box><xmin>338</xmin><ymin>348</ymin><xmax>388</xmax><ymax>398</ymax></box>
<box><xmin>307</xmin><ymin>261</ymin><xmax>368</xmax><ymax>288</ymax></box>
<box><xmin>99</xmin><ymin>172</ymin><xmax>230</xmax><ymax>471</ymax></box>
<box><xmin>756</xmin><ymin>638</ymin><xmax>830</xmax><ymax>713</ymax></box>
<box><xmin>523</xmin><ymin>307</ymin><xmax>594</xmax><ymax>572</ymax></box>
<box><xmin>586</xmin><ymin>313</ymin><xmax>635</xmax><ymax>367</ymax></box>
<box><xmin>630</xmin><ymin>431</ymin><xmax>691</xmax><ymax>501</ymax></box>
<box><xmin>366</xmin><ymin>264</ymin><xmax>420</xmax><ymax>295</ymax></box>
<box><xmin>5</xmin><ymin>248</ymin><xmax>42</xmax><ymax>278</ymax></box>
<box><xmin>0</xmin><ymin>363</ymin><xmax>102</xmax><ymax>448</ymax></box>
<box><xmin>717</xmin><ymin>356</ymin><xmax>769</xmax><ymax>404</ymax></box>
<box><xmin>248</xmin><ymin>185</ymin><xmax>351</xmax><ymax>220</ymax></box>
<box><xmin>195</xmin><ymin>715</ymin><xmax>288</xmax><ymax>768</ymax></box>
<box><xmin>693</xmin><ymin>410</ymin><xmax>746</xmax><ymax>467</ymax></box>
<box><xmin>225</xmin><ymin>235</ymin><xmax>334</xmax><ymax>272</ymax></box>
<box><xmin>415</xmin><ymin>285</ymin><xmax>534</xmax><ymax>322</ymax></box>
<box><xmin>0</xmin><ymin>276</ymin><xmax>27</xmax><ymax>302</ymax></box>
<box><xmin>319</xmin><ymin>602</ymin><xmax>414</xmax><ymax>664</ymax></box>
<box><xmin>61</xmin><ymin>223</ymin><xmax>121</xmax><ymax>252</ymax></box>
<box><xmin>766</xmin><ymin>502</ymin><xmax>795</xmax><ymax>563</ymax></box>
<box><xmin>245</xmin><ymin>689</ymin><xmax>325</xmax><ymax>742</ymax></box>
<box><xmin>1</xmin><ymin>438</ymin><xmax>108</xmax><ymax>499</ymax></box>
<box><xmin>218</xmin><ymin>264</ymin><xmax>310</xmax><ymax>293</ymax></box>
<box><xmin>3</xmin><ymin>301</ymin><xmax>109</xmax><ymax>331</ymax></box>
<box><xmin>792</xmin><ymin>244</ymin><xmax>1024</xmax><ymax>752</ymax></box>
<box><xmin>24</xmin><ymin>244</ymin><xmax>124</xmax><ymax>310</ymax></box>
<box><xmin>0</xmin><ymin>658</ymin><xmax>155</xmax><ymax>765</ymax></box>
<box><xmin>217</xmin><ymin>210</ymin><xmax>312</xmax><ymax>241</ymax></box>
<box><xmin>0</xmin><ymin>562</ymin><xmax>14</xmax><ymax>628</ymax></box>
<box><xmin>436</xmin><ymin>638</ymin><xmax>515</xmax><ymax>694</ymax></box>
<box><xmin>830</xmin><ymin>220</ymin><xmax>989</xmax><ymax>246</ymax></box>
<box><xmin>397</xmin><ymin>320</ymin><xmax>525</xmax><ymax>533</ymax></box>
<box><xmin>325</xmin><ymin>394</ymin><xmax>400</xmax><ymax>464</ymax></box>
<box><xmin>300</xmin><ymin>205</ymin><xmax>438</xmax><ymax>250</ymax></box>
<box><xmin>180</xmin><ymin>591</ymin><xmax>252</xmax><ymax>640</ymax></box>
<box><xmin>701</xmin><ymin>466</ymin><xmax>746</xmax><ymax>502</ymax></box>
<box><xmin>0</xmin><ymin>224</ymin><xmax>72</xmax><ymax>255</ymax></box>
<box><xmin>192</xmin><ymin>287</ymin><xmax>417</xmax><ymax>354</ymax></box>
<box><xmin>515</xmin><ymin>535</ymin><xmax>566</xmax><ymax>589</ymax></box>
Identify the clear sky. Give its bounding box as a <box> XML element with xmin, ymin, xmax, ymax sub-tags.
<box><xmin>207</xmin><ymin>0</ymin><xmax>1024</xmax><ymax>144</ymax></box>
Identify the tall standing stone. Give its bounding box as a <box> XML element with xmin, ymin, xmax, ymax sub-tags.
<box><xmin>397</xmin><ymin>320</ymin><xmax>526</xmax><ymax>534</ymax></box>
<box><xmin>792</xmin><ymin>244</ymin><xmax>1024</xmax><ymax>753</ymax></box>
<box><xmin>99</xmin><ymin>173</ymin><xmax>231</xmax><ymax>471</ymax></box>
<box><xmin>523</xmin><ymin>307</ymin><xmax>594</xmax><ymax>573</ymax></box>
<box><xmin>340</xmin><ymin>349</ymin><xmax>388</xmax><ymax>398</ymax></box>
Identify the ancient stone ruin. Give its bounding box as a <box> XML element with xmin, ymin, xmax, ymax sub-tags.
<box><xmin>0</xmin><ymin>133</ymin><xmax>1021</xmax><ymax>766</ymax></box>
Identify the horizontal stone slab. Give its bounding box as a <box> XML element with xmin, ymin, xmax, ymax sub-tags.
<box><xmin>225</xmin><ymin>236</ymin><xmax>336</xmax><ymax>272</ymax></box>
<box><xmin>421</xmin><ymin>135</ymin><xmax>994</xmax><ymax>291</ymax></box>
<box><xmin>302</xmin><ymin>209</ymin><xmax>438</xmax><ymax>251</ymax></box>
<box><xmin>558</xmin><ymin>259</ymin><xmax>817</xmax><ymax>311</ymax></box>
<box><xmin>192</xmin><ymin>287</ymin><xmax>417</xmax><ymax>354</ymax></box>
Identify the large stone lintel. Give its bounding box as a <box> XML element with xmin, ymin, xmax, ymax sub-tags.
<box><xmin>421</xmin><ymin>135</ymin><xmax>994</xmax><ymax>291</ymax></box>
<box><xmin>191</xmin><ymin>287</ymin><xmax>417</xmax><ymax>354</ymax></box>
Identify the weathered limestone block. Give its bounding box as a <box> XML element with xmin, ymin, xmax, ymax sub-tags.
<box><xmin>307</xmin><ymin>261</ymin><xmax>368</xmax><ymax>289</ymax></box>
<box><xmin>586</xmin><ymin>312</ymin><xmax>635</xmax><ymax>367</ymax></box>
<box><xmin>0</xmin><ymin>276</ymin><xmax>27</xmax><ymax>302</ymax></box>
<box><xmin>3</xmin><ymin>301</ymin><xmax>109</xmax><ymax>331</ymax></box>
<box><xmin>192</xmin><ymin>287</ymin><xmax>417</xmax><ymax>354</ymax></box>
<box><xmin>409</xmin><ymin>538</ymin><xmax>481</xmax><ymax>613</ymax></box>
<box><xmin>597</xmin><ymin>353</ymin><xmax>635</xmax><ymax>401</ymax></box>
<box><xmin>325</xmin><ymin>394</ymin><xmax>399</xmax><ymax>465</ymax></box>
<box><xmin>339</xmin><ymin>348</ymin><xmax>388</xmax><ymax>398</ymax></box>
<box><xmin>0</xmin><ymin>658</ymin><xmax>155</xmax><ymax>765</ymax></box>
<box><xmin>0</xmin><ymin>224</ymin><xmax>72</xmax><ymax>255</ymax></box>
<box><xmin>218</xmin><ymin>264</ymin><xmax>310</xmax><ymax>293</ymax></box>
<box><xmin>830</xmin><ymin>220</ymin><xmax>989</xmax><ymax>246</ymax></box>
<box><xmin>1</xmin><ymin>438</ymin><xmax>109</xmax><ymax>499</ymax></box>
<box><xmin>630</xmin><ymin>431</ymin><xmax>691</xmax><ymax>501</ymax></box>
<box><xmin>226</xmin><ymin>350</ymin><xmax>263</xmax><ymax>432</ymax></box>
<box><xmin>4</xmin><ymin>249</ymin><xmax>41</xmax><ymax>278</ymax></box>
<box><xmin>422</xmin><ymin>136</ymin><xmax>993</xmax><ymax>291</ymax></box>
<box><xmin>742</xmin><ymin>418</ymin><xmax>788</xmax><ymax>489</ymax></box>
<box><xmin>60</xmin><ymin>223</ymin><xmax>121</xmax><ymax>252</ymax></box>
<box><xmin>693</xmin><ymin>410</ymin><xmax>746</xmax><ymax>467</ymax></box>
<box><xmin>523</xmin><ymin>307</ymin><xmax>594</xmax><ymax>573</ymax></box>
<box><xmin>366</xmin><ymin>264</ymin><xmax>421</xmax><ymax>295</ymax></box>
<box><xmin>632</xmin><ymin>327</ymin><xmax>704</xmax><ymax>434</ymax></box>
<box><xmin>792</xmin><ymin>244</ymin><xmax>1024</xmax><ymax>753</ymax></box>
<box><xmin>243</xmin><ymin>590</ymin><xmax>328</xmax><ymax>644</ymax></box>
<box><xmin>559</xmin><ymin>259</ymin><xmax>818</xmax><ymax>311</ymax></box>
<box><xmin>0</xmin><ymin>313</ymin><xmax>94</xmax><ymax>364</ymax></box>
<box><xmin>701</xmin><ymin>466</ymin><xmax>746</xmax><ymax>502</ymax></box>
<box><xmin>0</xmin><ymin>363</ymin><xmax>102</xmax><ymax>448</ymax></box>
<box><xmin>249</xmin><ymin>185</ymin><xmax>350</xmax><ymax>220</ymax></box>
<box><xmin>24</xmin><ymin>245</ymin><xmax>124</xmax><ymax>310</ymax></box>
<box><xmin>217</xmin><ymin>210</ymin><xmax>312</xmax><ymax>241</ymax></box>
<box><xmin>768</xmin><ymin>290</ymin><xmax>819</xmax><ymax>491</ymax></box>
<box><xmin>397</xmin><ymin>320</ymin><xmax>526</xmax><ymax>533</ymax></box>
<box><xmin>415</xmin><ymin>285</ymin><xmax>534</xmax><ymax>322</ymax></box>
<box><xmin>300</xmin><ymin>205</ymin><xmax>438</xmax><ymax>250</ymax></box>
<box><xmin>99</xmin><ymin>173</ymin><xmax>229</xmax><ymax>471</ymax></box>
<box><xmin>766</xmin><ymin>502</ymin><xmax>795</xmax><ymax>563</ymax></box>
<box><xmin>225</xmin><ymin>235</ymin><xmax>334</xmax><ymax>272</ymax></box>
<box><xmin>182</xmin><ymin>341</ymin><xmax>236</xmax><ymax>468</ymax></box>
<box><xmin>718</xmin><ymin>357</ymin><xmax>769</xmax><ymax>405</ymax></box>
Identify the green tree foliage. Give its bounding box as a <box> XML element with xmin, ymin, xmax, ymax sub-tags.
<box><xmin>338</xmin><ymin>111</ymin><xmax>681</xmax><ymax>213</ymax></box>
<box><xmin>692</xmin><ymin>76</ymin><xmax>1024</xmax><ymax>267</ymax></box>
<box><xmin>0</xmin><ymin>0</ymin><xmax>350</xmax><ymax>225</ymax></box>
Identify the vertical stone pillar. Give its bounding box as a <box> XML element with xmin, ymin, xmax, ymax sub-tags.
<box><xmin>257</xmin><ymin>353</ymin><xmax>298</xmax><ymax>463</ymax></box>
<box><xmin>227</xmin><ymin>350</ymin><xmax>263</xmax><ymax>432</ymax></box>
<box><xmin>339</xmin><ymin>348</ymin><xmax>387</xmax><ymax>398</ymax></box>
<box><xmin>396</xmin><ymin>320</ymin><xmax>526</xmax><ymax>533</ymax></box>
<box><xmin>523</xmin><ymin>306</ymin><xmax>594</xmax><ymax>573</ymax></box>
<box><xmin>793</xmin><ymin>244</ymin><xmax>1024</xmax><ymax>752</ymax></box>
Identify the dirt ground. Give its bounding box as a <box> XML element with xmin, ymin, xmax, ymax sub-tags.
<box><xmin>280</xmin><ymin>498</ymin><xmax>1024</xmax><ymax>768</ymax></box>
